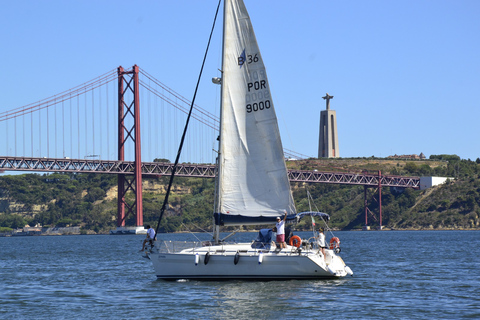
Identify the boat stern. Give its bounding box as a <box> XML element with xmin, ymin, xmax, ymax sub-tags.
<box><xmin>326</xmin><ymin>254</ymin><xmax>353</xmax><ymax>277</ymax></box>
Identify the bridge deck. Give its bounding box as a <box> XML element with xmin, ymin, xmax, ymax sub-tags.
<box><xmin>0</xmin><ymin>156</ymin><xmax>420</xmax><ymax>189</ymax></box>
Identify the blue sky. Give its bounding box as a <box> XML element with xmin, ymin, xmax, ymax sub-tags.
<box><xmin>1</xmin><ymin>0</ymin><xmax>479</xmax><ymax>162</ymax></box>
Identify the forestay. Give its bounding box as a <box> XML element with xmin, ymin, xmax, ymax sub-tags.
<box><xmin>215</xmin><ymin>0</ymin><xmax>296</xmax><ymax>226</ymax></box>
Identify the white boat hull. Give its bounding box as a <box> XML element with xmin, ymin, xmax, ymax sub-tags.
<box><xmin>144</xmin><ymin>1</ymin><xmax>355</xmax><ymax>282</ymax></box>
<box><xmin>148</xmin><ymin>242</ymin><xmax>352</xmax><ymax>280</ymax></box>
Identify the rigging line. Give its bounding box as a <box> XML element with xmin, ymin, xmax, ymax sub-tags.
<box><xmin>180</xmin><ymin>223</ymin><xmax>214</xmax><ymax>239</ymax></box>
<box><xmin>305</xmin><ymin>188</ymin><xmax>331</xmax><ymax>235</ymax></box>
<box><xmin>155</xmin><ymin>0</ymin><xmax>222</xmax><ymax>235</ymax></box>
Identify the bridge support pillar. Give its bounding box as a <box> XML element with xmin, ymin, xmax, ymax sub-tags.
<box><xmin>117</xmin><ymin>65</ymin><xmax>143</xmax><ymax>228</ymax></box>
<box><xmin>363</xmin><ymin>171</ymin><xmax>383</xmax><ymax>231</ymax></box>
<box><xmin>378</xmin><ymin>170</ymin><xmax>383</xmax><ymax>230</ymax></box>
<box><xmin>364</xmin><ymin>186</ymin><xmax>368</xmax><ymax>229</ymax></box>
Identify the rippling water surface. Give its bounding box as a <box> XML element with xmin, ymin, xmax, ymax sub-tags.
<box><xmin>1</xmin><ymin>230</ymin><xmax>479</xmax><ymax>319</ymax></box>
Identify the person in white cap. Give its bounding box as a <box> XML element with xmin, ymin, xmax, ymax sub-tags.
<box><xmin>140</xmin><ymin>225</ymin><xmax>156</xmax><ymax>252</ymax></box>
<box><xmin>317</xmin><ymin>227</ymin><xmax>326</xmax><ymax>259</ymax></box>
<box><xmin>275</xmin><ymin>211</ymin><xmax>288</xmax><ymax>248</ymax></box>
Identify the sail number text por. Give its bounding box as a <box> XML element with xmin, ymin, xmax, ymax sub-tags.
<box><xmin>246</xmin><ymin>80</ymin><xmax>271</xmax><ymax>113</ymax></box>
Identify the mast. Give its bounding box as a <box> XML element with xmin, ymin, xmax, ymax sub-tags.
<box><xmin>214</xmin><ymin>0</ymin><xmax>296</xmax><ymax>227</ymax></box>
<box><xmin>213</xmin><ymin>0</ymin><xmax>228</xmax><ymax>244</ymax></box>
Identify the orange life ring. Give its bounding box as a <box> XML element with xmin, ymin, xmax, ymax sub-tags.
<box><xmin>289</xmin><ymin>235</ymin><xmax>302</xmax><ymax>248</ymax></box>
<box><xmin>329</xmin><ymin>237</ymin><xmax>340</xmax><ymax>250</ymax></box>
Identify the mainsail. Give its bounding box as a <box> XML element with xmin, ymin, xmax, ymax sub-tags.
<box><xmin>215</xmin><ymin>0</ymin><xmax>296</xmax><ymax>226</ymax></box>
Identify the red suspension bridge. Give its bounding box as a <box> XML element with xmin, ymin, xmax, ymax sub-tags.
<box><xmin>0</xmin><ymin>66</ymin><xmax>420</xmax><ymax>229</ymax></box>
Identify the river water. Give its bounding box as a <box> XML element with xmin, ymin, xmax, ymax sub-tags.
<box><xmin>1</xmin><ymin>230</ymin><xmax>478</xmax><ymax>319</ymax></box>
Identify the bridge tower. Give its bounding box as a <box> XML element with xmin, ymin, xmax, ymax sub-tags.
<box><xmin>363</xmin><ymin>171</ymin><xmax>383</xmax><ymax>231</ymax></box>
<box><xmin>318</xmin><ymin>93</ymin><xmax>340</xmax><ymax>158</ymax></box>
<box><xmin>117</xmin><ymin>65</ymin><xmax>143</xmax><ymax>229</ymax></box>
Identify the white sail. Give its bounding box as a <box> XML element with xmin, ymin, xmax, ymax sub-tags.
<box><xmin>216</xmin><ymin>0</ymin><xmax>296</xmax><ymax>225</ymax></box>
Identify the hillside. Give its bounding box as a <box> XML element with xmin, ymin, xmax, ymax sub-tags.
<box><xmin>286</xmin><ymin>157</ymin><xmax>448</xmax><ymax>175</ymax></box>
<box><xmin>0</xmin><ymin>156</ymin><xmax>479</xmax><ymax>233</ymax></box>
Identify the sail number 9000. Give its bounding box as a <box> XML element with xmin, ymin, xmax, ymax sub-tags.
<box><xmin>246</xmin><ymin>100</ymin><xmax>271</xmax><ymax>113</ymax></box>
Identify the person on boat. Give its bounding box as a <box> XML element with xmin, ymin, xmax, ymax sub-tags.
<box><xmin>140</xmin><ymin>225</ymin><xmax>156</xmax><ymax>252</ymax></box>
<box><xmin>275</xmin><ymin>212</ymin><xmax>288</xmax><ymax>249</ymax></box>
<box><xmin>317</xmin><ymin>227</ymin><xmax>326</xmax><ymax>259</ymax></box>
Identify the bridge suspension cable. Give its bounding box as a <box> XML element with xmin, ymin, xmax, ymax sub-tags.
<box><xmin>139</xmin><ymin>68</ymin><xmax>219</xmax><ymax>131</ymax></box>
<box><xmin>0</xmin><ymin>69</ymin><xmax>118</xmax><ymax>121</ymax></box>
<box><xmin>0</xmin><ymin>66</ymin><xmax>310</xmax><ymax>164</ymax></box>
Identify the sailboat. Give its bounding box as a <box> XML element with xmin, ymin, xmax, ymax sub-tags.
<box><xmin>147</xmin><ymin>0</ymin><xmax>353</xmax><ymax>280</ymax></box>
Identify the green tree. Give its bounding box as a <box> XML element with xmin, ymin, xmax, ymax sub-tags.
<box><xmin>85</xmin><ymin>187</ymin><xmax>106</xmax><ymax>203</ymax></box>
<box><xmin>0</xmin><ymin>214</ymin><xmax>26</xmax><ymax>229</ymax></box>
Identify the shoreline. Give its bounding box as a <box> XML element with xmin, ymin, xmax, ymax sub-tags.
<box><xmin>1</xmin><ymin>227</ymin><xmax>479</xmax><ymax>237</ymax></box>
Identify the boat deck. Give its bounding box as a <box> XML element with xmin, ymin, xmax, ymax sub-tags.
<box><xmin>154</xmin><ymin>240</ymin><xmax>328</xmax><ymax>257</ymax></box>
